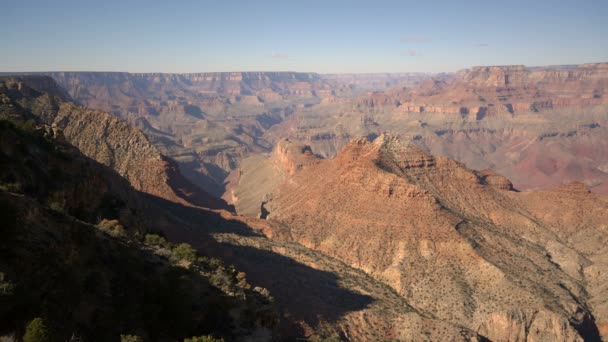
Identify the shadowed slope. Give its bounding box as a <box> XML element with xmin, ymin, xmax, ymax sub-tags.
<box><xmin>0</xmin><ymin>76</ymin><xmax>230</xmax><ymax>210</ymax></box>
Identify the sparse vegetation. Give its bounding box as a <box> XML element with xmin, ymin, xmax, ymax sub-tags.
<box><xmin>23</xmin><ymin>318</ymin><xmax>51</xmax><ymax>342</ymax></box>
<box><xmin>184</xmin><ymin>336</ymin><xmax>226</xmax><ymax>342</ymax></box>
<box><xmin>20</xmin><ymin>119</ymin><xmax>37</xmax><ymax>133</ymax></box>
<box><xmin>120</xmin><ymin>334</ymin><xmax>144</xmax><ymax>342</ymax></box>
<box><xmin>171</xmin><ymin>243</ymin><xmax>198</xmax><ymax>263</ymax></box>
<box><xmin>0</xmin><ymin>119</ymin><xmax>275</xmax><ymax>341</ymax></box>
<box><xmin>0</xmin><ymin>182</ymin><xmax>22</xmax><ymax>193</ymax></box>
<box><xmin>144</xmin><ymin>233</ymin><xmax>172</xmax><ymax>248</ymax></box>
<box><xmin>0</xmin><ymin>272</ymin><xmax>13</xmax><ymax>296</ymax></box>
<box><xmin>96</xmin><ymin>219</ymin><xmax>126</xmax><ymax>237</ymax></box>
<box><xmin>48</xmin><ymin>200</ymin><xmax>64</xmax><ymax>213</ymax></box>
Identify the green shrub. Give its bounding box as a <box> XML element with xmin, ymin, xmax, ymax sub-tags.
<box><xmin>0</xmin><ymin>272</ymin><xmax>14</xmax><ymax>295</ymax></box>
<box><xmin>120</xmin><ymin>334</ymin><xmax>143</xmax><ymax>342</ymax></box>
<box><xmin>20</xmin><ymin>119</ymin><xmax>37</xmax><ymax>133</ymax></box>
<box><xmin>171</xmin><ymin>243</ymin><xmax>198</xmax><ymax>263</ymax></box>
<box><xmin>184</xmin><ymin>336</ymin><xmax>225</xmax><ymax>342</ymax></box>
<box><xmin>48</xmin><ymin>201</ymin><xmax>64</xmax><ymax>213</ymax></box>
<box><xmin>144</xmin><ymin>234</ymin><xmax>171</xmax><ymax>248</ymax></box>
<box><xmin>23</xmin><ymin>317</ymin><xmax>51</xmax><ymax>342</ymax></box>
<box><xmin>207</xmin><ymin>257</ymin><xmax>223</xmax><ymax>269</ymax></box>
<box><xmin>0</xmin><ymin>182</ymin><xmax>22</xmax><ymax>193</ymax></box>
<box><xmin>209</xmin><ymin>269</ymin><xmax>233</xmax><ymax>289</ymax></box>
<box><xmin>96</xmin><ymin>219</ymin><xmax>126</xmax><ymax>237</ymax></box>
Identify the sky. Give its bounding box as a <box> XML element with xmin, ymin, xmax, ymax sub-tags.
<box><xmin>1</xmin><ymin>0</ymin><xmax>607</xmax><ymax>73</ymax></box>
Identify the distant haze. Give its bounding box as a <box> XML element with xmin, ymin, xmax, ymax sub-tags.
<box><xmin>1</xmin><ymin>0</ymin><xmax>607</xmax><ymax>73</ymax></box>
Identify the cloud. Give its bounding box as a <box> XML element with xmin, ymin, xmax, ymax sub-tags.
<box><xmin>401</xmin><ymin>49</ymin><xmax>422</xmax><ymax>57</ymax></box>
<box><xmin>269</xmin><ymin>52</ymin><xmax>289</xmax><ymax>59</ymax></box>
<box><xmin>400</xmin><ymin>36</ymin><xmax>432</xmax><ymax>43</ymax></box>
<box><xmin>474</xmin><ymin>43</ymin><xmax>489</xmax><ymax>47</ymax></box>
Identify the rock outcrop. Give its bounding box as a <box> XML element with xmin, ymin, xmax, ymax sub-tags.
<box><xmin>233</xmin><ymin>135</ymin><xmax>608</xmax><ymax>341</ymax></box>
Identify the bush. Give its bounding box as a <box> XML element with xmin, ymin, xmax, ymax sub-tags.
<box><xmin>171</xmin><ymin>243</ymin><xmax>198</xmax><ymax>263</ymax></box>
<box><xmin>207</xmin><ymin>257</ymin><xmax>223</xmax><ymax>269</ymax></box>
<box><xmin>0</xmin><ymin>182</ymin><xmax>22</xmax><ymax>193</ymax></box>
<box><xmin>184</xmin><ymin>336</ymin><xmax>225</xmax><ymax>342</ymax></box>
<box><xmin>0</xmin><ymin>272</ymin><xmax>14</xmax><ymax>295</ymax></box>
<box><xmin>48</xmin><ymin>200</ymin><xmax>64</xmax><ymax>213</ymax></box>
<box><xmin>120</xmin><ymin>334</ymin><xmax>143</xmax><ymax>342</ymax></box>
<box><xmin>23</xmin><ymin>317</ymin><xmax>51</xmax><ymax>342</ymax></box>
<box><xmin>20</xmin><ymin>119</ymin><xmax>37</xmax><ymax>133</ymax></box>
<box><xmin>96</xmin><ymin>219</ymin><xmax>126</xmax><ymax>237</ymax></box>
<box><xmin>144</xmin><ymin>234</ymin><xmax>171</xmax><ymax>248</ymax></box>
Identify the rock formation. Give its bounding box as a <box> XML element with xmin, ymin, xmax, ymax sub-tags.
<box><xmin>265</xmin><ymin>63</ymin><xmax>608</xmax><ymax>195</ymax></box>
<box><xmin>230</xmin><ymin>134</ymin><xmax>608</xmax><ymax>341</ymax></box>
<box><xmin>0</xmin><ymin>76</ymin><xmax>228</xmax><ymax>209</ymax></box>
<box><xmin>1</xmin><ymin>75</ymin><xmax>489</xmax><ymax>341</ymax></box>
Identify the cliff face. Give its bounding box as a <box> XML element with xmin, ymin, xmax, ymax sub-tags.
<box><xmin>398</xmin><ymin>63</ymin><xmax>608</xmax><ymax>115</ymax></box>
<box><xmin>233</xmin><ymin>135</ymin><xmax>608</xmax><ymax>341</ymax></box>
<box><xmin>48</xmin><ymin>71</ymin><xmax>321</xmax><ymax>101</ymax></box>
<box><xmin>11</xmin><ymin>64</ymin><xmax>606</xmax><ymax>198</ymax></box>
<box><xmin>32</xmin><ymin>71</ymin><xmax>331</xmax><ymax>197</ymax></box>
<box><xmin>266</xmin><ymin>63</ymin><xmax>608</xmax><ymax>195</ymax></box>
<box><xmin>0</xmin><ymin>76</ymin><xmax>228</xmax><ymax>209</ymax></box>
<box><xmin>342</xmin><ymin>63</ymin><xmax>607</xmax><ymax>118</ymax></box>
<box><xmin>222</xmin><ymin>139</ymin><xmax>321</xmax><ymax>217</ymax></box>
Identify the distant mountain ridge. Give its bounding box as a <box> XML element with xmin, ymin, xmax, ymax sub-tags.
<box><xmin>3</xmin><ymin>63</ymin><xmax>606</xmax><ymax>196</ymax></box>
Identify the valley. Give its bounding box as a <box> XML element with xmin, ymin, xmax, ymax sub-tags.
<box><xmin>1</xmin><ymin>65</ymin><xmax>607</xmax><ymax>341</ymax></box>
<box><xmin>30</xmin><ymin>64</ymin><xmax>608</xmax><ymax>198</ymax></box>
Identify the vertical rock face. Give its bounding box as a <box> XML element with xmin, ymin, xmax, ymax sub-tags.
<box><xmin>271</xmin><ymin>139</ymin><xmax>321</xmax><ymax>175</ymax></box>
<box><xmin>400</xmin><ymin>63</ymin><xmax>608</xmax><ymax>115</ymax></box>
<box><xmin>232</xmin><ymin>134</ymin><xmax>608</xmax><ymax>341</ymax></box>
<box><xmin>463</xmin><ymin>65</ymin><xmax>529</xmax><ymax>86</ymax></box>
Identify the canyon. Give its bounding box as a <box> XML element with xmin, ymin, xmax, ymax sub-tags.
<box><xmin>1</xmin><ymin>63</ymin><xmax>607</xmax><ymax>341</ymax></box>
<box><xmin>0</xmin><ymin>76</ymin><xmax>482</xmax><ymax>341</ymax></box>
<box><xmin>23</xmin><ymin>63</ymin><xmax>608</xmax><ymax>197</ymax></box>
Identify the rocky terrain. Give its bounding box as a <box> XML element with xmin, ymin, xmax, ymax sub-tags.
<box><xmin>1</xmin><ymin>76</ymin><xmax>492</xmax><ymax>341</ymax></box>
<box><xmin>36</xmin><ymin>71</ymin><xmax>332</xmax><ymax>196</ymax></box>
<box><xmin>265</xmin><ymin>63</ymin><xmax>608</xmax><ymax>194</ymax></box>
<box><xmin>2</xmin><ymin>67</ymin><xmax>607</xmax><ymax>340</ymax></box>
<box><xmin>18</xmin><ymin>64</ymin><xmax>606</xmax><ymax>196</ymax></box>
<box><xmin>229</xmin><ymin>134</ymin><xmax>608</xmax><ymax>341</ymax></box>
<box><xmin>16</xmin><ymin>71</ymin><xmax>433</xmax><ymax>196</ymax></box>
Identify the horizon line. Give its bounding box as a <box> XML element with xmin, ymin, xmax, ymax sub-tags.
<box><xmin>1</xmin><ymin>62</ymin><xmax>606</xmax><ymax>76</ymax></box>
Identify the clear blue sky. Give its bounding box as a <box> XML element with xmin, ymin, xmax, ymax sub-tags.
<box><xmin>1</xmin><ymin>0</ymin><xmax>607</xmax><ymax>73</ymax></box>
